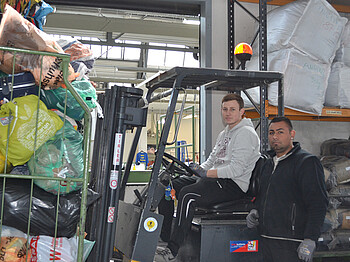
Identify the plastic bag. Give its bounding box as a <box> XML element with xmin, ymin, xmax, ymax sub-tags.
<box><xmin>29</xmin><ymin>236</ymin><xmax>77</xmax><ymax>262</ymax></box>
<box><xmin>0</xmin><ymin>151</ymin><xmax>11</xmax><ymax>173</ymax></box>
<box><xmin>28</xmin><ymin>236</ymin><xmax>94</xmax><ymax>261</ymax></box>
<box><xmin>0</xmin><ymin>176</ymin><xmax>100</xmax><ymax>237</ymax></box>
<box><xmin>0</xmin><ymin>236</ymin><xmax>31</xmax><ymax>261</ymax></box>
<box><xmin>57</xmin><ymin>39</ymin><xmax>95</xmax><ymax>81</ymax></box>
<box><xmin>28</xmin><ymin>119</ymin><xmax>84</xmax><ymax>194</ymax></box>
<box><xmin>321</xmin><ymin>156</ymin><xmax>350</xmax><ymax>184</ymax></box>
<box><xmin>0</xmin><ymin>226</ymin><xmax>31</xmax><ymax>261</ymax></box>
<box><xmin>83</xmin><ymin>239</ymin><xmax>95</xmax><ymax>262</ymax></box>
<box><xmin>57</xmin><ymin>39</ymin><xmax>94</xmax><ymax>62</ymax></box>
<box><xmin>0</xmin><ymin>95</ymin><xmax>63</xmax><ymax>166</ymax></box>
<box><xmin>40</xmin><ymin>80</ymin><xmax>97</xmax><ymax>120</ymax></box>
<box><xmin>320</xmin><ymin>138</ymin><xmax>350</xmax><ymax>156</ymax></box>
<box><xmin>0</xmin><ymin>4</ymin><xmax>78</xmax><ymax>90</ymax></box>
<box><xmin>329</xmin><ymin>185</ymin><xmax>350</xmax><ymax>207</ymax></box>
<box><xmin>32</xmin><ymin>1</ymin><xmax>54</xmax><ymax>30</ymax></box>
<box><xmin>336</xmin><ymin>209</ymin><xmax>350</xmax><ymax>230</ymax></box>
<box><xmin>326</xmin><ymin>209</ymin><xmax>340</xmax><ymax>230</ymax></box>
<box><xmin>317</xmin><ymin>231</ymin><xmax>334</xmax><ymax>251</ymax></box>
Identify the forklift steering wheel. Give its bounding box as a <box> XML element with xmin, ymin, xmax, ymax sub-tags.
<box><xmin>161</xmin><ymin>152</ymin><xmax>201</xmax><ymax>177</ymax></box>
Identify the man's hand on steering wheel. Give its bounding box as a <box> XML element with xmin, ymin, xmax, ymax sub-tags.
<box><xmin>161</xmin><ymin>152</ymin><xmax>203</xmax><ymax>178</ymax></box>
<box><xmin>188</xmin><ymin>163</ymin><xmax>207</xmax><ymax>178</ymax></box>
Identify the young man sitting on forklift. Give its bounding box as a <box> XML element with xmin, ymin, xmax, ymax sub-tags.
<box><xmin>155</xmin><ymin>93</ymin><xmax>261</xmax><ymax>262</ymax></box>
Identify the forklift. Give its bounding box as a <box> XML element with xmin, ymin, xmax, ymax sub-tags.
<box><xmin>88</xmin><ymin>67</ymin><xmax>284</xmax><ymax>262</ymax></box>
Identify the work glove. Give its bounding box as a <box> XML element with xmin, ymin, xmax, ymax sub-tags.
<box><xmin>188</xmin><ymin>163</ymin><xmax>207</xmax><ymax>177</ymax></box>
<box><xmin>246</xmin><ymin>209</ymin><xmax>259</xmax><ymax>228</ymax></box>
<box><xmin>297</xmin><ymin>239</ymin><xmax>316</xmax><ymax>262</ymax></box>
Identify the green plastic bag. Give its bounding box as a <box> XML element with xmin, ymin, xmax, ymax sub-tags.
<box><xmin>28</xmin><ymin>119</ymin><xmax>84</xmax><ymax>195</ymax></box>
<box><xmin>0</xmin><ymin>95</ymin><xmax>63</xmax><ymax>166</ymax></box>
<box><xmin>40</xmin><ymin>80</ymin><xmax>97</xmax><ymax>121</ymax></box>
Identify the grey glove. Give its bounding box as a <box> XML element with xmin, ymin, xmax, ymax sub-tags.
<box><xmin>188</xmin><ymin>163</ymin><xmax>207</xmax><ymax>177</ymax></box>
<box><xmin>246</xmin><ymin>209</ymin><xmax>259</xmax><ymax>228</ymax></box>
<box><xmin>297</xmin><ymin>239</ymin><xmax>316</xmax><ymax>262</ymax></box>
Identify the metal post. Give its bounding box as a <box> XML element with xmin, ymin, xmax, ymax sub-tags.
<box><xmin>119</xmin><ymin>126</ymin><xmax>143</xmax><ymax>200</ymax></box>
<box><xmin>192</xmin><ymin>106</ymin><xmax>195</xmax><ymax>162</ymax></box>
<box><xmin>101</xmin><ymin>86</ymin><xmax>128</xmax><ymax>262</ymax></box>
<box><xmin>259</xmin><ymin>0</ymin><xmax>269</xmax><ymax>154</ymax></box>
<box><xmin>278</xmin><ymin>78</ymin><xmax>285</xmax><ymax>117</ymax></box>
<box><xmin>87</xmin><ymin>91</ymin><xmax>113</xmax><ymax>261</ymax></box>
<box><xmin>229</xmin><ymin>0</ymin><xmax>235</xmax><ymax>69</ymax></box>
<box><xmin>144</xmin><ymin>87</ymin><xmax>180</xmax><ymax>211</ymax></box>
<box><xmin>94</xmin><ymin>88</ymin><xmax>118</xmax><ymax>262</ymax></box>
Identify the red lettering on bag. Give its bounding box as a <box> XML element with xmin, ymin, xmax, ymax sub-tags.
<box><xmin>30</xmin><ymin>236</ymin><xmax>39</xmax><ymax>261</ymax></box>
<box><xmin>49</xmin><ymin>250</ymin><xmax>62</xmax><ymax>260</ymax></box>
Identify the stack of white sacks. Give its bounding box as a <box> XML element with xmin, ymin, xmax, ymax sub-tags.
<box><xmin>325</xmin><ymin>21</ymin><xmax>350</xmax><ymax>109</ymax></box>
<box><xmin>245</xmin><ymin>0</ymin><xmax>348</xmax><ymax>115</ymax></box>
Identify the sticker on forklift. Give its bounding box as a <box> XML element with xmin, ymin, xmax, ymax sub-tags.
<box><xmin>110</xmin><ymin>170</ymin><xmax>118</xmax><ymax>189</ymax></box>
<box><xmin>144</xmin><ymin>217</ymin><xmax>158</xmax><ymax>232</ymax></box>
<box><xmin>113</xmin><ymin>133</ymin><xmax>123</xmax><ymax>166</ymax></box>
<box><xmin>107</xmin><ymin>207</ymin><xmax>115</xmax><ymax>223</ymax></box>
<box><xmin>230</xmin><ymin>240</ymin><xmax>258</xmax><ymax>253</ymax></box>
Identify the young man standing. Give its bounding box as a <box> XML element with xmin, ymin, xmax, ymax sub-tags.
<box><xmin>246</xmin><ymin>116</ymin><xmax>328</xmax><ymax>262</ymax></box>
<box><xmin>155</xmin><ymin>93</ymin><xmax>261</xmax><ymax>262</ymax></box>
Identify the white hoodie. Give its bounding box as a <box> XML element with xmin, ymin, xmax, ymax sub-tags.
<box><xmin>200</xmin><ymin>118</ymin><xmax>260</xmax><ymax>192</ymax></box>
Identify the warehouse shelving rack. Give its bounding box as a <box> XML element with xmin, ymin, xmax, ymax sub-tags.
<box><xmin>245</xmin><ymin>105</ymin><xmax>350</xmax><ymax>122</ymax></box>
<box><xmin>232</xmin><ymin>0</ymin><xmax>350</xmax><ymax>122</ymax></box>
<box><xmin>232</xmin><ymin>0</ymin><xmax>350</xmax><ymax>259</ymax></box>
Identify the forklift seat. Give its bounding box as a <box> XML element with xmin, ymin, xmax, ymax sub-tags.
<box><xmin>195</xmin><ymin>154</ymin><xmax>268</xmax><ymax>215</ymax></box>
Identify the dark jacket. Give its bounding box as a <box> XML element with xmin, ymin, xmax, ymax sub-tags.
<box><xmin>257</xmin><ymin>142</ymin><xmax>328</xmax><ymax>242</ymax></box>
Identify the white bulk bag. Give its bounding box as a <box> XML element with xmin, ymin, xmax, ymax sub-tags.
<box><xmin>253</xmin><ymin>0</ymin><xmax>347</xmax><ymax>64</ymax></box>
<box><xmin>288</xmin><ymin>0</ymin><xmax>347</xmax><ymax>64</ymax></box>
<box><xmin>325</xmin><ymin>62</ymin><xmax>350</xmax><ymax>108</ymax></box>
<box><xmin>246</xmin><ymin>48</ymin><xmax>330</xmax><ymax>115</ymax></box>
<box><xmin>243</xmin><ymin>51</ymin><xmax>281</xmax><ymax>107</ymax></box>
<box><xmin>251</xmin><ymin>0</ymin><xmax>307</xmax><ymax>55</ymax></box>
<box><xmin>334</xmin><ymin>21</ymin><xmax>350</xmax><ymax>66</ymax></box>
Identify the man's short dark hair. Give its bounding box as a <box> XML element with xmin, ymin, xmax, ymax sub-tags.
<box><xmin>222</xmin><ymin>93</ymin><xmax>244</xmax><ymax>109</ymax></box>
<box><xmin>269</xmin><ymin>116</ymin><xmax>293</xmax><ymax>131</ymax></box>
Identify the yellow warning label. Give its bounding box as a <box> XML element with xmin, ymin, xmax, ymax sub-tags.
<box><xmin>147</xmin><ymin>220</ymin><xmax>154</xmax><ymax>230</ymax></box>
<box><xmin>144</xmin><ymin>217</ymin><xmax>158</xmax><ymax>232</ymax></box>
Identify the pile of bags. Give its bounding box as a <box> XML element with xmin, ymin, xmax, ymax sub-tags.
<box><xmin>245</xmin><ymin>0</ymin><xmax>348</xmax><ymax>115</ymax></box>
<box><xmin>0</xmin><ymin>0</ymin><xmax>54</xmax><ymax>30</ymax></box>
<box><xmin>0</xmin><ymin>4</ymin><xmax>101</xmax><ymax>261</ymax></box>
<box><xmin>318</xmin><ymin>138</ymin><xmax>350</xmax><ymax>250</ymax></box>
<box><xmin>0</xmin><ymin>225</ymin><xmax>95</xmax><ymax>261</ymax></box>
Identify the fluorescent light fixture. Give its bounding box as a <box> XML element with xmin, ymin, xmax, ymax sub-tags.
<box><xmin>183</xmin><ymin>18</ymin><xmax>200</xmax><ymax>26</ymax></box>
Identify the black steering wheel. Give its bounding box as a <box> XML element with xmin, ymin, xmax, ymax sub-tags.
<box><xmin>161</xmin><ymin>152</ymin><xmax>201</xmax><ymax>177</ymax></box>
